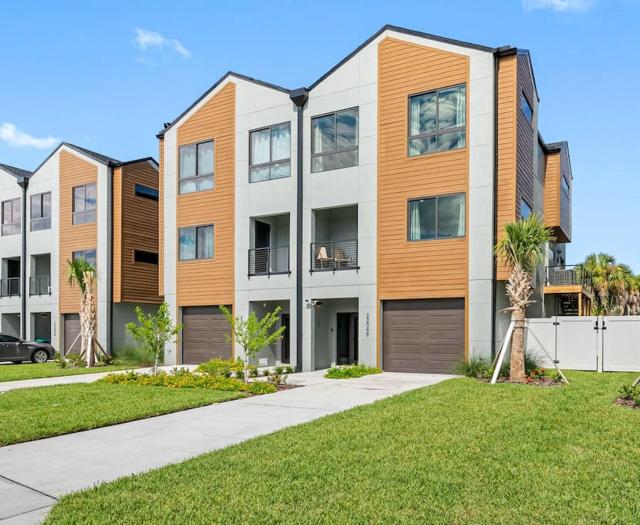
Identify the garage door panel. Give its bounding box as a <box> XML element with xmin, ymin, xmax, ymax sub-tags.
<box><xmin>383</xmin><ymin>299</ymin><xmax>464</xmax><ymax>374</ymax></box>
<box><xmin>64</xmin><ymin>314</ymin><xmax>81</xmax><ymax>354</ymax></box>
<box><xmin>182</xmin><ymin>306</ymin><xmax>232</xmax><ymax>364</ymax></box>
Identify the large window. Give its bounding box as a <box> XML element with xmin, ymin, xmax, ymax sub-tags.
<box><xmin>250</xmin><ymin>123</ymin><xmax>291</xmax><ymax>182</ymax></box>
<box><xmin>179</xmin><ymin>225</ymin><xmax>214</xmax><ymax>261</ymax></box>
<box><xmin>408</xmin><ymin>194</ymin><xmax>466</xmax><ymax>241</ymax></box>
<box><xmin>520</xmin><ymin>198</ymin><xmax>532</xmax><ymax>219</ymax></box>
<box><xmin>73</xmin><ymin>249</ymin><xmax>97</xmax><ymax>268</ymax></box>
<box><xmin>520</xmin><ymin>93</ymin><xmax>534</xmax><ymax>125</ymax></box>
<box><xmin>134</xmin><ymin>184</ymin><xmax>159</xmax><ymax>201</ymax></box>
<box><xmin>311</xmin><ymin>108</ymin><xmax>358</xmax><ymax>172</ymax></box>
<box><xmin>72</xmin><ymin>183</ymin><xmax>96</xmax><ymax>225</ymax></box>
<box><xmin>31</xmin><ymin>192</ymin><xmax>51</xmax><ymax>231</ymax></box>
<box><xmin>1</xmin><ymin>198</ymin><xmax>21</xmax><ymax>236</ymax></box>
<box><xmin>409</xmin><ymin>85</ymin><xmax>466</xmax><ymax>156</ymax></box>
<box><xmin>179</xmin><ymin>140</ymin><xmax>214</xmax><ymax>194</ymax></box>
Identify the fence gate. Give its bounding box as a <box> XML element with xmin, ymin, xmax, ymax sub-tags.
<box><xmin>602</xmin><ymin>317</ymin><xmax>640</xmax><ymax>372</ymax></box>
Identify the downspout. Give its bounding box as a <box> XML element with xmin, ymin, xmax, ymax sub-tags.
<box><xmin>17</xmin><ymin>176</ymin><xmax>29</xmax><ymax>339</ymax></box>
<box><xmin>289</xmin><ymin>88</ymin><xmax>309</xmax><ymax>372</ymax></box>
<box><xmin>108</xmin><ymin>164</ymin><xmax>114</xmax><ymax>355</ymax></box>
<box><xmin>491</xmin><ymin>51</ymin><xmax>500</xmax><ymax>359</ymax></box>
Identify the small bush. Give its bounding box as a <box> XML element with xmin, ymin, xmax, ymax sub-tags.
<box><xmin>66</xmin><ymin>353</ymin><xmax>86</xmax><ymax>368</ymax></box>
<box><xmin>325</xmin><ymin>364</ymin><xmax>382</xmax><ymax>379</ymax></box>
<box><xmin>97</xmin><ymin>353</ymin><xmax>119</xmax><ymax>366</ymax></box>
<box><xmin>618</xmin><ymin>384</ymin><xmax>640</xmax><ymax>407</ymax></box>
<box><xmin>54</xmin><ymin>352</ymin><xmax>67</xmax><ymax>369</ymax></box>
<box><xmin>457</xmin><ymin>357</ymin><xmax>491</xmax><ymax>379</ymax></box>
<box><xmin>267</xmin><ymin>370</ymin><xmax>288</xmax><ymax>387</ymax></box>
<box><xmin>283</xmin><ymin>365</ymin><xmax>294</xmax><ymax>374</ymax></box>
<box><xmin>197</xmin><ymin>358</ymin><xmax>243</xmax><ymax>377</ymax></box>
<box><xmin>248</xmin><ymin>381</ymin><xmax>277</xmax><ymax>395</ymax></box>
<box><xmin>262</xmin><ymin>369</ymin><xmax>271</xmax><ymax>377</ymax></box>
<box><xmin>113</xmin><ymin>345</ymin><xmax>156</xmax><ymax>367</ymax></box>
<box><xmin>249</xmin><ymin>366</ymin><xmax>259</xmax><ymax>378</ymax></box>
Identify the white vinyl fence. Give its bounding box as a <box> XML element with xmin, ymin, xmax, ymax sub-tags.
<box><xmin>525</xmin><ymin>316</ymin><xmax>640</xmax><ymax>372</ymax></box>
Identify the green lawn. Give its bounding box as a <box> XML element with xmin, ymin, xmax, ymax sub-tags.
<box><xmin>46</xmin><ymin>372</ymin><xmax>640</xmax><ymax>524</ymax></box>
<box><xmin>0</xmin><ymin>383</ymin><xmax>245</xmax><ymax>446</ymax></box>
<box><xmin>0</xmin><ymin>362</ymin><xmax>137</xmax><ymax>383</ymax></box>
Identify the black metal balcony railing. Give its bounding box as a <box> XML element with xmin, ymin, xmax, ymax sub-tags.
<box><xmin>311</xmin><ymin>239</ymin><xmax>358</xmax><ymax>272</ymax></box>
<box><xmin>248</xmin><ymin>246</ymin><xmax>290</xmax><ymax>277</ymax></box>
<box><xmin>545</xmin><ymin>265</ymin><xmax>592</xmax><ymax>289</ymax></box>
<box><xmin>0</xmin><ymin>277</ymin><xmax>20</xmax><ymax>298</ymax></box>
<box><xmin>30</xmin><ymin>275</ymin><xmax>51</xmax><ymax>296</ymax></box>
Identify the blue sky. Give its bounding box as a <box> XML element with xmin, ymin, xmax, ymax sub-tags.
<box><xmin>1</xmin><ymin>0</ymin><xmax>638</xmax><ymax>270</ymax></box>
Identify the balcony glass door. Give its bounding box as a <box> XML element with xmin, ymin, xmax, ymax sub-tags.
<box><xmin>254</xmin><ymin>220</ymin><xmax>270</xmax><ymax>275</ymax></box>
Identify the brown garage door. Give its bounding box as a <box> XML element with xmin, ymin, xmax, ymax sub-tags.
<box><xmin>182</xmin><ymin>306</ymin><xmax>232</xmax><ymax>364</ymax></box>
<box><xmin>64</xmin><ymin>314</ymin><xmax>81</xmax><ymax>355</ymax></box>
<box><xmin>383</xmin><ymin>299</ymin><xmax>464</xmax><ymax>374</ymax></box>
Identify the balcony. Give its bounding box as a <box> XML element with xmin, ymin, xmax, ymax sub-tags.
<box><xmin>248</xmin><ymin>214</ymin><xmax>290</xmax><ymax>278</ymax></box>
<box><xmin>545</xmin><ymin>265</ymin><xmax>591</xmax><ymax>289</ymax></box>
<box><xmin>310</xmin><ymin>205</ymin><xmax>358</xmax><ymax>273</ymax></box>
<box><xmin>30</xmin><ymin>254</ymin><xmax>51</xmax><ymax>296</ymax></box>
<box><xmin>248</xmin><ymin>246</ymin><xmax>290</xmax><ymax>276</ymax></box>
<box><xmin>0</xmin><ymin>278</ymin><xmax>20</xmax><ymax>298</ymax></box>
<box><xmin>311</xmin><ymin>239</ymin><xmax>358</xmax><ymax>272</ymax></box>
<box><xmin>30</xmin><ymin>275</ymin><xmax>51</xmax><ymax>296</ymax></box>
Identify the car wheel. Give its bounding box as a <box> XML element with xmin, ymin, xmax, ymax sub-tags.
<box><xmin>31</xmin><ymin>349</ymin><xmax>49</xmax><ymax>363</ymax></box>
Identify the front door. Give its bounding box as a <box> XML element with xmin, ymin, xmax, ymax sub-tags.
<box><xmin>337</xmin><ymin>313</ymin><xmax>358</xmax><ymax>365</ymax></box>
<box><xmin>254</xmin><ymin>221</ymin><xmax>271</xmax><ymax>274</ymax></box>
<box><xmin>280</xmin><ymin>313</ymin><xmax>290</xmax><ymax>364</ymax></box>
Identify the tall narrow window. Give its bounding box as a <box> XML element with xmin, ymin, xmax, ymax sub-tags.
<box><xmin>519</xmin><ymin>198</ymin><xmax>532</xmax><ymax>219</ymax></box>
<box><xmin>73</xmin><ymin>249</ymin><xmax>97</xmax><ymax>268</ymax></box>
<box><xmin>249</xmin><ymin>123</ymin><xmax>291</xmax><ymax>182</ymax></box>
<box><xmin>72</xmin><ymin>183</ymin><xmax>96</xmax><ymax>225</ymax></box>
<box><xmin>179</xmin><ymin>225</ymin><xmax>214</xmax><ymax>260</ymax></box>
<box><xmin>561</xmin><ymin>174</ymin><xmax>570</xmax><ymax>196</ymax></box>
<box><xmin>1</xmin><ymin>198</ymin><xmax>21</xmax><ymax>236</ymax></box>
<box><xmin>409</xmin><ymin>85</ymin><xmax>466</xmax><ymax>156</ymax></box>
<box><xmin>311</xmin><ymin>108</ymin><xmax>358</xmax><ymax>172</ymax></box>
<box><xmin>179</xmin><ymin>140</ymin><xmax>214</xmax><ymax>194</ymax></box>
<box><xmin>520</xmin><ymin>93</ymin><xmax>534</xmax><ymax>125</ymax></box>
<box><xmin>408</xmin><ymin>194</ymin><xmax>466</xmax><ymax>241</ymax></box>
<box><xmin>31</xmin><ymin>192</ymin><xmax>51</xmax><ymax>231</ymax></box>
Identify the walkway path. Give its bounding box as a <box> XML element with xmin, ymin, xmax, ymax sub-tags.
<box><xmin>0</xmin><ymin>371</ymin><xmax>454</xmax><ymax>523</ymax></box>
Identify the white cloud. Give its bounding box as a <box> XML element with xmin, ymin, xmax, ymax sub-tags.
<box><xmin>523</xmin><ymin>0</ymin><xmax>596</xmax><ymax>11</ymax></box>
<box><xmin>0</xmin><ymin>123</ymin><xmax>58</xmax><ymax>149</ymax></box>
<box><xmin>134</xmin><ymin>28</ymin><xmax>191</xmax><ymax>59</ymax></box>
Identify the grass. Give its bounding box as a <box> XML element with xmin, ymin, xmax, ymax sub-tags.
<box><xmin>0</xmin><ymin>383</ymin><xmax>245</xmax><ymax>446</ymax></box>
<box><xmin>46</xmin><ymin>372</ymin><xmax>640</xmax><ymax>524</ymax></box>
<box><xmin>0</xmin><ymin>362</ymin><xmax>139</xmax><ymax>383</ymax></box>
<box><xmin>325</xmin><ymin>363</ymin><xmax>383</xmax><ymax>379</ymax></box>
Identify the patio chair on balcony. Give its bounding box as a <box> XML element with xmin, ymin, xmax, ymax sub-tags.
<box><xmin>334</xmin><ymin>247</ymin><xmax>349</xmax><ymax>269</ymax></box>
<box><xmin>316</xmin><ymin>246</ymin><xmax>331</xmax><ymax>269</ymax></box>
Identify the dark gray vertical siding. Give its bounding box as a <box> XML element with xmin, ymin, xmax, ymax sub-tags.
<box><xmin>516</xmin><ymin>54</ymin><xmax>536</xmax><ymax>216</ymax></box>
<box><xmin>559</xmin><ymin>147</ymin><xmax>572</xmax><ymax>240</ymax></box>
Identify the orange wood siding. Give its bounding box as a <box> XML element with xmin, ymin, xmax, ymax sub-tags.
<box><xmin>119</xmin><ymin>161</ymin><xmax>162</xmax><ymax>304</ymax></box>
<box><xmin>544</xmin><ymin>151</ymin><xmax>561</xmax><ymax>229</ymax></box>
<box><xmin>176</xmin><ymin>82</ymin><xmax>235</xmax><ymax>306</ymax></box>
<box><xmin>158</xmin><ymin>138</ymin><xmax>164</xmax><ymax>296</ymax></box>
<box><xmin>59</xmin><ymin>150</ymin><xmax>98</xmax><ymax>314</ymax></box>
<box><xmin>112</xmin><ymin>166</ymin><xmax>123</xmax><ymax>303</ymax></box>
<box><xmin>496</xmin><ymin>54</ymin><xmax>518</xmax><ymax>280</ymax></box>
<box><xmin>377</xmin><ymin>37</ymin><xmax>469</xmax><ymax>301</ymax></box>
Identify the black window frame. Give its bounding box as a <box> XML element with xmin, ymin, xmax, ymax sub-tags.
<box><xmin>408</xmin><ymin>84</ymin><xmax>467</xmax><ymax>157</ymax></box>
<box><xmin>133</xmin><ymin>249</ymin><xmax>159</xmax><ymax>265</ymax></box>
<box><xmin>178</xmin><ymin>224</ymin><xmax>214</xmax><ymax>261</ymax></box>
<box><xmin>134</xmin><ymin>184</ymin><xmax>159</xmax><ymax>201</ymax></box>
<box><xmin>249</xmin><ymin>122</ymin><xmax>292</xmax><ymax>183</ymax></box>
<box><xmin>310</xmin><ymin>107</ymin><xmax>359</xmax><ymax>173</ymax></box>
<box><xmin>30</xmin><ymin>191</ymin><xmax>51</xmax><ymax>231</ymax></box>
<box><xmin>179</xmin><ymin>139</ymin><xmax>214</xmax><ymax>195</ymax></box>
<box><xmin>72</xmin><ymin>183</ymin><xmax>97</xmax><ymax>225</ymax></box>
<box><xmin>520</xmin><ymin>91</ymin><xmax>534</xmax><ymax>125</ymax></box>
<box><xmin>72</xmin><ymin>249</ymin><xmax>97</xmax><ymax>268</ymax></box>
<box><xmin>1</xmin><ymin>197</ymin><xmax>21</xmax><ymax>236</ymax></box>
<box><xmin>407</xmin><ymin>192</ymin><xmax>466</xmax><ymax>242</ymax></box>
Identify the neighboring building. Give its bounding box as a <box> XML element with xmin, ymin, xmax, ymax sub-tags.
<box><xmin>0</xmin><ymin>142</ymin><xmax>161</xmax><ymax>354</ymax></box>
<box><xmin>157</xmin><ymin>24</ymin><xmax>575</xmax><ymax>374</ymax></box>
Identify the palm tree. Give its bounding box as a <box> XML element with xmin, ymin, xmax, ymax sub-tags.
<box><xmin>495</xmin><ymin>214</ymin><xmax>554</xmax><ymax>382</ymax></box>
<box><xmin>67</xmin><ymin>259</ymin><xmax>98</xmax><ymax>367</ymax></box>
<box><xmin>581</xmin><ymin>253</ymin><xmax>634</xmax><ymax>315</ymax></box>
<box><xmin>582</xmin><ymin>252</ymin><xmax>615</xmax><ymax>315</ymax></box>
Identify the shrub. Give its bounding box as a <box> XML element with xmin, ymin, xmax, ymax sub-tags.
<box><xmin>97</xmin><ymin>353</ymin><xmax>119</xmax><ymax>366</ymax></box>
<box><xmin>249</xmin><ymin>366</ymin><xmax>259</xmax><ymax>378</ymax></box>
<box><xmin>618</xmin><ymin>384</ymin><xmax>640</xmax><ymax>406</ymax></box>
<box><xmin>197</xmin><ymin>358</ymin><xmax>243</xmax><ymax>377</ymax></box>
<box><xmin>283</xmin><ymin>365</ymin><xmax>294</xmax><ymax>374</ymax></box>
<box><xmin>457</xmin><ymin>357</ymin><xmax>491</xmax><ymax>379</ymax></box>
<box><xmin>267</xmin><ymin>370</ymin><xmax>288</xmax><ymax>387</ymax></box>
<box><xmin>66</xmin><ymin>353</ymin><xmax>86</xmax><ymax>368</ymax></box>
<box><xmin>325</xmin><ymin>364</ymin><xmax>382</xmax><ymax>379</ymax></box>
<box><xmin>113</xmin><ymin>345</ymin><xmax>156</xmax><ymax>367</ymax></box>
<box><xmin>54</xmin><ymin>352</ymin><xmax>67</xmax><ymax>369</ymax></box>
<box><xmin>247</xmin><ymin>381</ymin><xmax>277</xmax><ymax>395</ymax></box>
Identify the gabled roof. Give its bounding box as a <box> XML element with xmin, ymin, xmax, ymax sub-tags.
<box><xmin>63</xmin><ymin>142</ymin><xmax>121</xmax><ymax>165</ymax></box>
<box><xmin>0</xmin><ymin>162</ymin><xmax>32</xmax><ymax>180</ymax></box>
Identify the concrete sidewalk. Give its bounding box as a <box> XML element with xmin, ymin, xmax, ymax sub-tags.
<box><xmin>0</xmin><ymin>371</ymin><xmax>453</xmax><ymax>523</ymax></box>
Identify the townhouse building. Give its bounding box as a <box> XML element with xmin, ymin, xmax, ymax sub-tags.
<box><xmin>157</xmin><ymin>25</ymin><xmax>575</xmax><ymax>374</ymax></box>
<box><xmin>0</xmin><ymin>143</ymin><xmax>161</xmax><ymax>354</ymax></box>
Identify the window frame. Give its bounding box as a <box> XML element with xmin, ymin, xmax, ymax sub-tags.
<box><xmin>133</xmin><ymin>249</ymin><xmax>159</xmax><ymax>265</ymax></box>
<box><xmin>72</xmin><ymin>249</ymin><xmax>97</xmax><ymax>268</ymax></box>
<box><xmin>178</xmin><ymin>224</ymin><xmax>214</xmax><ymax>261</ymax></box>
<box><xmin>407</xmin><ymin>192</ymin><xmax>466</xmax><ymax>242</ymax></box>
<box><xmin>1</xmin><ymin>197</ymin><xmax>21</xmax><ymax>236</ymax></box>
<box><xmin>179</xmin><ymin>139</ymin><xmax>214</xmax><ymax>194</ymax></box>
<box><xmin>561</xmin><ymin>173</ymin><xmax>570</xmax><ymax>197</ymax></box>
<box><xmin>249</xmin><ymin>122</ymin><xmax>292</xmax><ymax>183</ymax></box>
<box><xmin>30</xmin><ymin>191</ymin><xmax>51</xmax><ymax>231</ymax></box>
<box><xmin>134</xmin><ymin>184</ymin><xmax>159</xmax><ymax>201</ymax></box>
<box><xmin>407</xmin><ymin>84</ymin><xmax>467</xmax><ymax>157</ymax></box>
<box><xmin>310</xmin><ymin>107</ymin><xmax>359</xmax><ymax>173</ymax></box>
<box><xmin>72</xmin><ymin>183</ymin><xmax>97</xmax><ymax>225</ymax></box>
<box><xmin>519</xmin><ymin>91</ymin><xmax>534</xmax><ymax>126</ymax></box>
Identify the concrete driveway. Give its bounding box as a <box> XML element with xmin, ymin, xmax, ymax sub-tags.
<box><xmin>0</xmin><ymin>371</ymin><xmax>455</xmax><ymax>523</ymax></box>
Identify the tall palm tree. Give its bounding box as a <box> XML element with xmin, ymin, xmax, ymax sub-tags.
<box><xmin>581</xmin><ymin>253</ymin><xmax>634</xmax><ymax>315</ymax></box>
<box><xmin>495</xmin><ymin>214</ymin><xmax>554</xmax><ymax>382</ymax></box>
<box><xmin>67</xmin><ymin>259</ymin><xmax>98</xmax><ymax>366</ymax></box>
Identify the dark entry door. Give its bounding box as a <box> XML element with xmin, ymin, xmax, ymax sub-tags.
<box><xmin>255</xmin><ymin>221</ymin><xmax>271</xmax><ymax>274</ymax></box>
<box><xmin>280</xmin><ymin>313</ymin><xmax>290</xmax><ymax>364</ymax></box>
<box><xmin>337</xmin><ymin>313</ymin><xmax>358</xmax><ymax>365</ymax></box>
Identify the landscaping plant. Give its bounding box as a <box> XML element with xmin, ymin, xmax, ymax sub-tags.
<box><xmin>325</xmin><ymin>364</ymin><xmax>382</xmax><ymax>379</ymax></box>
<box><xmin>67</xmin><ymin>258</ymin><xmax>101</xmax><ymax>367</ymax></box>
<box><xmin>580</xmin><ymin>253</ymin><xmax>639</xmax><ymax>315</ymax></box>
<box><xmin>220</xmin><ymin>305</ymin><xmax>286</xmax><ymax>383</ymax></box>
<box><xmin>126</xmin><ymin>302</ymin><xmax>182</xmax><ymax>374</ymax></box>
<box><xmin>495</xmin><ymin>214</ymin><xmax>553</xmax><ymax>382</ymax></box>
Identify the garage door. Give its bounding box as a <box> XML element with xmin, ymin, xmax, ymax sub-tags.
<box><xmin>182</xmin><ymin>306</ymin><xmax>232</xmax><ymax>364</ymax></box>
<box><xmin>64</xmin><ymin>314</ymin><xmax>81</xmax><ymax>355</ymax></box>
<box><xmin>383</xmin><ymin>299</ymin><xmax>464</xmax><ymax>374</ymax></box>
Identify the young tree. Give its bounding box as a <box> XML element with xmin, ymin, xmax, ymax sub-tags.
<box><xmin>67</xmin><ymin>258</ymin><xmax>98</xmax><ymax>367</ymax></box>
<box><xmin>220</xmin><ymin>305</ymin><xmax>286</xmax><ymax>383</ymax></box>
<box><xmin>126</xmin><ymin>302</ymin><xmax>182</xmax><ymax>374</ymax></box>
<box><xmin>495</xmin><ymin>214</ymin><xmax>553</xmax><ymax>382</ymax></box>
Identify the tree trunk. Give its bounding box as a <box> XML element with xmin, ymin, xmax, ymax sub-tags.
<box><xmin>510</xmin><ymin>308</ymin><xmax>526</xmax><ymax>382</ymax></box>
<box><xmin>244</xmin><ymin>354</ymin><xmax>250</xmax><ymax>384</ymax></box>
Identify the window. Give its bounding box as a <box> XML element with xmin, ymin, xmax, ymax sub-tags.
<box><xmin>311</xmin><ymin>108</ymin><xmax>358</xmax><ymax>172</ymax></box>
<box><xmin>179</xmin><ymin>225</ymin><xmax>214</xmax><ymax>260</ymax></box>
<box><xmin>30</xmin><ymin>192</ymin><xmax>51</xmax><ymax>231</ymax></box>
<box><xmin>561</xmin><ymin>174</ymin><xmax>570</xmax><ymax>196</ymax></box>
<box><xmin>73</xmin><ymin>249</ymin><xmax>97</xmax><ymax>268</ymax></box>
<box><xmin>72</xmin><ymin>183</ymin><xmax>96</xmax><ymax>225</ymax></box>
<box><xmin>179</xmin><ymin>140</ymin><xmax>214</xmax><ymax>194</ymax></box>
<box><xmin>520</xmin><ymin>198</ymin><xmax>532</xmax><ymax>219</ymax></box>
<box><xmin>134</xmin><ymin>250</ymin><xmax>159</xmax><ymax>264</ymax></box>
<box><xmin>520</xmin><ymin>93</ymin><xmax>534</xmax><ymax>125</ymax></box>
<box><xmin>0</xmin><ymin>334</ymin><xmax>19</xmax><ymax>343</ymax></box>
<box><xmin>1</xmin><ymin>198</ymin><xmax>21</xmax><ymax>236</ymax></box>
<box><xmin>409</xmin><ymin>85</ymin><xmax>466</xmax><ymax>156</ymax></box>
<box><xmin>408</xmin><ymin>194</ymin><xmax>465</xmax><ymax>241</ymax></box>
<box><xmin>249</xmin><ymin>123</ymin><xmax>291</xmax><ymax>182</ymax></box>
<box><xmin>134</xmin><ymin>184</ymin><xmax>159</xmax><ymax>201</ymax></box>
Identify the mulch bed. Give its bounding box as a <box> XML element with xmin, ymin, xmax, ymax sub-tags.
<box><xmin>489</xmin><ymin>377</ymin><xmax>564</xmax><ymax>387</ymax></box>
<box><xmin>615</xmin><ymin>398</ymin><xmax>640</xmax><ymax>410</ymax></box>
